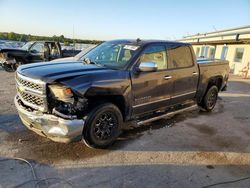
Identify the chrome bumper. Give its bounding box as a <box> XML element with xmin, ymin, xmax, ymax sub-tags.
<box><xmin>14</xmin><ymin>95</ymin><xmax>84</xmax><ymax>143</ymax></box>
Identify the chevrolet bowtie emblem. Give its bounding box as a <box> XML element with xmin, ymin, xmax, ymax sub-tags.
<box><xmin>18</xmin><ymin>86</ymin><xmax>25</xmax><ymax>92</ymax></box>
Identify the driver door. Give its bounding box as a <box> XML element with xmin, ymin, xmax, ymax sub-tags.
<box><xmin>28</xmin><ymin>42</ymin><xmax>45</xmax><ymax>63</ymax></box>
<box><xmin>131</xmin><ymin>44</ymin><xmax>174</xmax><ymax>116</ymax></box>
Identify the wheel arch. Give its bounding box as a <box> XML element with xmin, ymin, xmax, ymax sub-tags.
<box><xmin>206</xmin><ymin>76</ymin><xmax>223</xmax><ymax>92</ymax></box>
<box><xmin>197</xmin><ymin>75</ymin><xmax>223</xmax><ymax>104</ymax></box>
<box><xmin>86</xmin><ymin>95</ymin><xmax>128</xmax><ymax>121</ymax></box>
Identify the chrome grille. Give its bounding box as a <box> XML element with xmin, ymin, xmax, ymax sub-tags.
<box><xmin>19</xmin><ymin>91</ymin><xmax>44</xmax><ymax>106</ymax></box>
<box><xmin>16</xmin><ymin>73</ymin><xmax>47</xmax><ymax>111</ymax></box>
<box><xmin>16</xmin><ymin>76</ymin><xmax>43</xmax><ymax>91</ymax></box>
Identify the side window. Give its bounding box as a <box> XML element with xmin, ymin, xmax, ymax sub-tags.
<box><xmin>221</xmin><ymin>46</ymin><xmax>228</xmax><ymax>60</ymax></box>
<box><xmin>139</xmin><ymin>45</ymin><xmax>167</xmax><ymax>70</ymax></box>
<box><xmin>196</xmin><ymin>47</ymin><xmax>200</xmax><ymax>57</ymax></box>
<box><xmin>30</xmin><ymin>43</ymin><xmax>44</xmax><ymax>54</ymax></box>
<box><xmin>168</xmin><ymin>46</ymin><xmax>193</xmax><ymax>69</ymax></box>
<box><xmin>209</xmin><ymin>47</ymin><xmax>216</xmax><ymax>59</ymax></box>
<box><xmin>200</xmin><ymin>46</ymin><xmax>209</xmax><ymax>58</ymax></box>
<box><xmin>234</xmin><ymin>48</ymin><xmax>244</xmax><ymax>62</ymax></box>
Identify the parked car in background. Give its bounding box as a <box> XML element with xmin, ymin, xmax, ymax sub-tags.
<box><xmin>15</xmin><ymin>39</ymin><xmax>229</xmax><ymax>149</ymax></box>
<box><xmin>0</xmin><ymin>41</ymin><xmax>81</xmax><ymax>72</ymax></box>
<box><xmin>0</xmin><ymin>40</ymin><xmax>25</xmax><ymax>49</ymax></box>
<box><xmin>51</xmin><ymin>45</ymin><xmax>96</xmax><ymax>62</ymax></box>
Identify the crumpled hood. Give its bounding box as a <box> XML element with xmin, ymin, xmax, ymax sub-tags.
<box><xmin>17</xmin><ymin>61</ymin><xmax>113</xmax><ymax>83</ymax></box>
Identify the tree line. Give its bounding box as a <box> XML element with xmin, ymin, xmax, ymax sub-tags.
<box><xmin>0</xmin><ymin>32</ymin><xmax>103</xmax><ymax>45</ymax></box>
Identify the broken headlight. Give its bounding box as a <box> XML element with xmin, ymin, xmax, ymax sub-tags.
<box><xmin>48</xmin><ymin>84</ymin><xmax>88</xmax><ymax>118</ymax></box>
<box><xmin>49</xmin><ymin>84</ymin><xmax>74</xmax><ymax>104</ymax></box>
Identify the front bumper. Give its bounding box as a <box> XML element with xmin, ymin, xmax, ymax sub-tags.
<box><xmin>14</xmin><ymin>95</ymin><xmax>84</xmax><ymax>143</ymax></box>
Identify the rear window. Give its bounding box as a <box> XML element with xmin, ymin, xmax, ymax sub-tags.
<box><xmin>168</xmin><ymin>46</ymin><xmax>193</xmax><ymax>69</ymax></box>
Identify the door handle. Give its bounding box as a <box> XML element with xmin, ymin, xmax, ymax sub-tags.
<box><xmin>192</xmin><ymin>72</ymin><xmax>198</xmax><ymax>76</ymax></box>
<box><xmin>164</xmin><ymin>75</ymin><xmax>172</xmax><ymax>80</ymax></box>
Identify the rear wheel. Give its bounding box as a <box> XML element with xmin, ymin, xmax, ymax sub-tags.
<box><xmin>200</xmin><ymin>85</ymin><xmax>218</xmax><ymax>112</ymax></box>
<box><xmin>83</xmin><ymin>103</ymin><xmax>123</xmax><ymax>149</ymax></box>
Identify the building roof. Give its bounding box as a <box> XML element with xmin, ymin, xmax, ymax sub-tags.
<box><xmin>178</xmin><ymin>25</ymin><xmax>250</xmax><ymax>45</ymax></box>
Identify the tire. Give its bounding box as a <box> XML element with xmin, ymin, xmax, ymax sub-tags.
<box><xmin>200</xmin><ymin>85</ymin><xmax>218</xmax><ymax>112</ymax></box>
<box><xmin>83</xmin><ymin>103</ymin><xmax>123</xmax><ymax>149</ymax></box>
<box><xmin>2</xmin><ymin>58</ymin><xmax>21</xmax><ymax>72</ymax></box>
<box><xmin>2</xmin><ymin>61</ymin><xmax>15</xmax><ymax>72</ymax></box>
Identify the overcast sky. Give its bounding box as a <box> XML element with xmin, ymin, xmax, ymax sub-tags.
<box><xmin>0</xmin><ymin>0</ymin><xmax>249</xmax><ymax>40</ymax></box>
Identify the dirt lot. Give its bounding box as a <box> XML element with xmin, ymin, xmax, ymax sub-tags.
<box><xmin>0</xmin><ymin>67</ymin><xmax>250</xmax><ymax>188</ymax></box>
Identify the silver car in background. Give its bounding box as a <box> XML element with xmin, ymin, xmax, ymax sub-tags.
<box><xmin>52</xmin><ymin>45</ymin><xmax>96</xmax><ymax>62</ymax></box>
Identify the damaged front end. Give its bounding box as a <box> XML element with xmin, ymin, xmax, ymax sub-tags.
<box><xmin>0</xmin><ymin>52</ymin><xmax>17</xmax><ymax>72</ymax></box>
<box><xmin>15</xmin><ymin>72</ymin><xmax>87</xmax><ymax>143</ymax></box>
<box><xmin>48</xmin><ymin>84</ymin><xmax>88</xmax><ymax>119</ymax></box>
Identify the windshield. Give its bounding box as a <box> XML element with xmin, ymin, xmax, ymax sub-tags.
<box><xmin>76</xmin><ymin>46</ymin><xmax>96</xmax><ymax>60</ymax></box>
<box><xmin>82</xmin><ymin>41</ymin><xmax>140</xmax><ymax>69</ymax></box>
<box><xmin>21</xmin><ymin>42</ymin><xmax>34</xmax><ymax>50</ymax></box>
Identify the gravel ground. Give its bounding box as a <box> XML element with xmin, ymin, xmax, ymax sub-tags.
<box><xmin>0</xmin><ymin>67</ymin><xmax>250</xmax><ymax>188</ymax></box>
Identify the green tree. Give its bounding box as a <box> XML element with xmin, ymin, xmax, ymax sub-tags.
<box><xmin>8</xmin><ymin>32</ymin><xmax>16</xmax><ymax>40</ymax></box>
<box><xmin>59</xmin><ymin>35</ymin><xmax>65</xmax><ymax>43</ymax></box>
<box><xmin>52</xmin><ymin>35</ymin><xmax>58</xmax><ymax>42</ymax></box>
<box><xmin>0</xmin><ymin>32</ymin><xmax>103</xmax><ymax>44</ymax></box>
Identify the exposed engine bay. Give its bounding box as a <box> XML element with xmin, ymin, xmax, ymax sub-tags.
<box><xmin>48</xmin><ymin>84</ymin><xmax>88</xmax><ymax>119</ymax></box>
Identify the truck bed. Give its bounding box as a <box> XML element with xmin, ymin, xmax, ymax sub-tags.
<box><xmin>196</xmin><ymin>58</ymin><xmax>230</xmax><ymax>103</ymax></box>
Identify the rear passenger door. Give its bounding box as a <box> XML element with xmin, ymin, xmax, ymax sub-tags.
<box><xmin>167</xmin><ymin>45</ymin><xmax>199</xmax><ymax>104</ymax></box>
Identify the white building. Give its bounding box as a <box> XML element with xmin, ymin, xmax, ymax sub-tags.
<box><xmin>179</xmin><ymin>25</ymin><xmax>250</xmax><ymax>76</ymax></box>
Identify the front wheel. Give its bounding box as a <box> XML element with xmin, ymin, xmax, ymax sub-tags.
<box><xmin>83</xmin><ymin>103</ymin><xmax>123</xmax><ymax>149</ymax></box>
<box><xmin>1</xmin><ymin>58</ymin><xmax>22</xmax><ymax>72</ymax></box>
<box><xmin>2</xmin><ymin>61</ymin><xmax>15</xmax><ymax>72</ymax></box>
<box><xmin>200</xmin><ymin>85</ymin><xmax>218</xmax><ymax>112</ymax></box>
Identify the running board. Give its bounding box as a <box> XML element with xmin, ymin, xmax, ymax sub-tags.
<box><xmin>137</xmin><ymin>105</ymin><xmax>198</xmax><ymax>126</ymax></box>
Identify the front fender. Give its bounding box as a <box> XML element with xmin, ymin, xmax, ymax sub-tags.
<box><xmin>59</xmin><ymin>70</ymin><xmax>133</xmax><ymax>120</ymax></box>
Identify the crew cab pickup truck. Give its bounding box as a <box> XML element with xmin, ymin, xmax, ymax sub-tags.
<box><xmin>14</xmin><ymin>39</ymin><xmax>229</xmax><ymax>148</ymax></box>
<box><xmin>0</xmin><ymin>41</ymin><xmax>81</xmax><ymax>72</ymax></box>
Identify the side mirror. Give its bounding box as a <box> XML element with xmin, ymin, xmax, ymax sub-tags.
<box><xmin>138</xmin><ymin>62</ymin><xmax>158</xmax><ymax>72</ymax></box>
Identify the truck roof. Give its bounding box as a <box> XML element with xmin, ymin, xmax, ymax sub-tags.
<box><xmin>108</xmin><ymin>39</ymin><xmax>190</xmax><ymax>46</ymax></box>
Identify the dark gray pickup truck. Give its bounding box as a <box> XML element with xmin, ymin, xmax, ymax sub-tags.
<box><xmin>14</xmin><ymin>39</ymin><xmax>229</xmax><ymax>148</ymax></box>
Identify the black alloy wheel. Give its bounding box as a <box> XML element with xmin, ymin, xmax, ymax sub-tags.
<box><xmin>93</xmin><ymin>112</ymin><xmax>118</xmax><ymax>140</ymax></box>
<box><xmin>83</xmin><ymin>103</ymin><xmax>123</xmax><ymax>149</ymax></box>
<box><xmin>200</xmin><ymin>85</ymin><xmax>218</xmax><ymax>112</ymax></box>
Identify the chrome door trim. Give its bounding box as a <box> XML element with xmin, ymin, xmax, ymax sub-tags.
<box><xmin>132</xmin><ymin>91</ymin><xmax>197</xmax><ymax>108</ymax></box>
<box><xmin>133</xmin><ymin>97</ymin><xmax>171</xmax><ymax>108</ymax></box>
<box><xmin>171</xmin><ymin>91</ymin><xmax>196</xmax><ymax>99</ymax></box>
